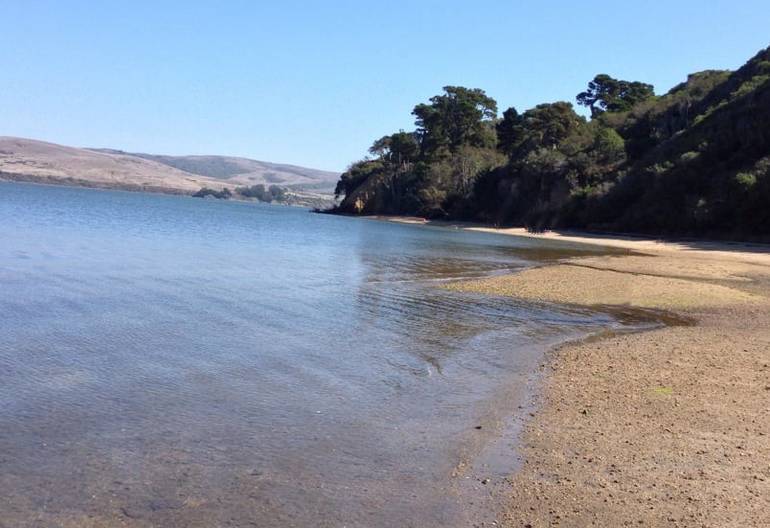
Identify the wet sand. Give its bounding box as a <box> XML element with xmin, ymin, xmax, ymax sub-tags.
<box><xmin>436</xmin><ymin>226</ymin><xmax>770</xmax><ymax>527</ymax></box>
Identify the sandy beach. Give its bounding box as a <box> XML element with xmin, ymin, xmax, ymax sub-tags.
<box><xmin>380</xmin><ymin>217</ymin><xmax>770</xmax><ymax>527</ymax></box>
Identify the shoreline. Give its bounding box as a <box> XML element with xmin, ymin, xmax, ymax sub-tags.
<box><xmin>0</xmin><ymin>177</ymin><xmax>335</xmax><ymax>209</ymax></box>
<box><xmin>409</xmin><ymin>217</ymin><xmax>770</xmax><ymax>525</ymax></box>
<box><xmin>501</xmin><ymin>297</ymin><xmax>769</xmax><ymax>526</ymax></box>
<box><xmin>366</xmin><ymin>215</ymin><xmax>770</xmax><ymax>258</ymax></box>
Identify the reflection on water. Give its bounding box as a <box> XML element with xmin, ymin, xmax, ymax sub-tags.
<box><xmin>0</xmin><ymin>183</ymin><xmax>625</xmax><ymax>527</ymax></box>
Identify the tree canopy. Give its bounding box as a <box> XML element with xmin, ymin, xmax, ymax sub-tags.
<box><xmin>329</xmin><ymin>45</ymin><xmax>770</xmax><ymax>239</ymax></box>
<box><xmin>369</xmin><ymin>131</ymin><xmax>420</xmax><ymax>167</ymax></box>
<box><xmin>412</xmin><ymin>86</ymin><xmax>498</xmax><ymax>155</ymax></box>
<box><xmin>577</xmin><ymin>74</ymin><xmax>655</xmax><ymax>116</ymax></box>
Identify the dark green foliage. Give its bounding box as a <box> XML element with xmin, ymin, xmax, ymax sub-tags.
<box><xmin>593</xmin><ymin>127</ymin><xmax>625</xmax><ymax>162</ymax></box>
<box><xmin>413</xmin><ymin>86</ymin><xmax>498</xmax><ymax>156</ymax></box>
<box><xmin>330</xmin><ymin>45</ymin><xmax>770</xmax><ymax>240</ymax></box>
<box><xmin>237</xmin><ymin>183</ymin><xmax>288</xmax><ymax>202</ymax></box>
<box><xmin>369</xmin><ymin>131</ymin><xmax>420</xmax><ymax>166</ymax></box>
<box><xmin>496</xmin><ymin>107</ymin><xmax>522</xmax><ymax>156</ymax></box>
<box><xmin>193</xmin><ymin>187</ymin><xmax>232</xmax><ymax>199</ymax></box>
<box><xmin>518</xmin><ymin>102</ymin><xmax>588</xmax><ymax>152</ymax></box>
<box><xmin>238</xmin><ymin>183</ymin><xmax>270</xmax><ymax>200</ymax></box>
<box><xmin>330</xmin><ymin>87</ymin><xmax>504</xmax><ymax>217</ymax></box>
<box><xmin>268</xmin><ymin>185</ymin><xmax>287</xmax><ymax>202</ymax></box>
<box><xmin>497</xmin><ymin>103</ymin><xmax>588</xmax><ymax>156</ymax></box>
<box><xmin>595</xmin><ymin>70</ymin><xmax>770</xmax><ymax>236</ymax></box>
<box><xmin>334</xmin><ymin>159</ymin><xmax>386</xmax><ymax>199</ymax></box>
<box><xmin>577</xmin><ymin>74</ymin><xmax>655</xmax><ymax>117</ymax></box>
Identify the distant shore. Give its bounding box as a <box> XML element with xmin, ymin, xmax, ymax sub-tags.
<box><xmin>0</xmin><ymin>176</ymin><xmax>336</xmax><ymax>209</ymax></box>
<box><xmin>376</xmin><ymin>215</ymin><xmax>770</xmax><ymax>526</ymax></box>
<box><xmin>0</xmin><ymin>171</ymin><xmax>195</xmax><ymax>195</ymax></box>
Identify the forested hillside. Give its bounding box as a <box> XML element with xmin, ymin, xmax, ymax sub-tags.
<box><xmin>330</xmin><ymin>46</ymin><xmax>770</xmax><ymax>239</ymax></box>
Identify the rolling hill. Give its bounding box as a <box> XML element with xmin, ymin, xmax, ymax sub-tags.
<box><xmin>90</xmin><ymin>150</ymin><xmax>340</xmax><ymax>191</ymax></box>
<box><xmin>0</xmin><ymin>137</ymin><xmax>339</xmax><ymax>195</ymax></box>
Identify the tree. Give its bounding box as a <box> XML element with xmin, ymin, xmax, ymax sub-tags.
<box><xmin>519</xmin><ymin>102</ymin><xmax>586</xmax><ymax>151</ymax></box>
<box><xmin>369</xmin><ymin>131</ymin><xmax>420</xmax><ymax>167</ymax></box>
<box><xmin>577</xmin><ymin>74</ymin><xmax>655</xmax><ymax>117</ymax></box>
<box><xmin>496</xmin><ymin>107</ymin><xmax>524</xmax><ymax>156</ymax></box>
<box><xmin>593</xmin><ymin>127</ymin><xmax>625</xmax><ymax>162</ymax></box>
<box><xmin>412</xmin><ymin>86</ymin><xmax>498</xmax><ymax>155</ymax></box>
<box><xmin>334</xmin><ymin>159</ymin><xmax>385</xmax><ymax>198</ymax></box>
<box><xmin>268</xmin><ymin>185</ymin><xmax>287</xmax><ymax>201</ymax></box>
<box><xmin>193</xmin><ymin>187</ymin><xmax>232</xmax><ymax>199</ymax></box>
<box><xmin>238</xmin><ymin>184</ymin><xmax>269</xmax><ymax>200</ymax></box>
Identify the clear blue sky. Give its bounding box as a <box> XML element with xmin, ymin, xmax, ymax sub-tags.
<box><xmin>1</xmin><ymin>1</ymin><xmax>768</xmax><ymax>172</ymax></box>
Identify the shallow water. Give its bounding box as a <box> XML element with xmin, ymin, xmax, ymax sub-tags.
<box><xmin>0</xmin><ymin>183</ymin><xmax>625</xmax><ymax>527</ymax></box>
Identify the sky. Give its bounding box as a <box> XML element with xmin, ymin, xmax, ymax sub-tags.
<box><xmin>1</xmin><ymin>1</ymin><xmax>768</xmax><ymax>172</ymax></box>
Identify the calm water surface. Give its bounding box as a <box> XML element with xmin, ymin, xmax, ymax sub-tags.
<box><xmin>0</xmin><ymin>183</ymin><xmax>625</xmax><ymax>527</ymax></box>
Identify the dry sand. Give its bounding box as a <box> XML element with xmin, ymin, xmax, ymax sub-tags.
<box><xmin>433</xmin><ymin>224</ymin><xmax>770</xmax><ymax>527</ymax></box>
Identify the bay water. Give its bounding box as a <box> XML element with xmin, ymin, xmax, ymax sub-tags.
<box><xmin>0</xmin><ymin>182</ymin><xmax>626</xmax><ymax>527</ymax></box>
